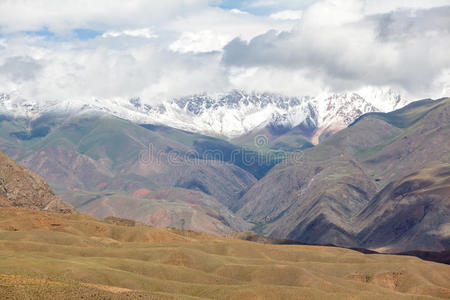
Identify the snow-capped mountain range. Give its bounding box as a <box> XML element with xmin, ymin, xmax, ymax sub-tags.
<box><xmin>0</xmin><ymin>87</ymin><xmax>411</xmax><ymax>140</ymax></box>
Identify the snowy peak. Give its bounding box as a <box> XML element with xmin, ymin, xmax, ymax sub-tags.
<box><xmin>357</xmin><ymin>86</ymin><xmax>410</xmax><ymax>112</ymax></box>
<box><xmin>0</xmin><ymin>88</ymin><xmax>412</xmax><ymax>139</ymax></box>
<box><xmin>173</xmin><ymin>90</ymin><xmax>308</xmax><ymax>114</ymax></box>
<box><xmin>316</xmin><ymin>93</ymin><xmax>378</xmax><ymax>127</ymax></box>
<box><xmin>164</xmin><ymin>91</ymin><xmax>315</xmax><ymax>136</ymax></box>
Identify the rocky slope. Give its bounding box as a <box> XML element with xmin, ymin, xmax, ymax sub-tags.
<box><xmin>356</xmin><ymin>165</ymin><xmax>450</xmax><ymax>252</ymax></box>
<box><xmin>237</xmin><ymin>98</ymin><xmax>450</xmax><ymax>252</ymax></box>
<box><xmin>0</xmin><ymin>151</ymin><xmax>74</xmax><ymax>213</ymax></box>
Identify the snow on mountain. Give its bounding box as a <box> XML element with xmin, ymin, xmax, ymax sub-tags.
<box><xmin>356</xmin><ymin>86</ymin><xmax>410</xmax><ymax>112</ymax></box>
<box><xmin>153</xmin><ymin>91</ymin><xmax>317</xmax><ymax>137</ymax></box>
<box><xmin>0</xmin><ymin>87</ymin><xmax>411</xmax><ymax>139</ymax></box>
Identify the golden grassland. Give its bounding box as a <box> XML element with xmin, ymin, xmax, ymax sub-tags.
<box><xmin>0</xmin><ymin>207</ymin><xmax>449</xmax><ymax>299</ymax></box>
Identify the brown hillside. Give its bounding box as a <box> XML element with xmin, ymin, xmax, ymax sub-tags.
<box><xmin>356</xmin><ymin>165</ymin><xmax>450</xmax><ymax>252</ymax></box>
<box><xmin>0</xmin><ymin>151</ymin><xmax>74</xmax><ymax>213</ymax></box>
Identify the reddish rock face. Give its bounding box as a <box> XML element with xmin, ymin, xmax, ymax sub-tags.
<box><xmin>132</xmin><ymin>188</ymin><xmax>151</xmax><ymax>198</ymax></box>
<box><xmin>0</xmin><ymin>151</ymin><xmax>74</xmax><ymax>214</ymax></box>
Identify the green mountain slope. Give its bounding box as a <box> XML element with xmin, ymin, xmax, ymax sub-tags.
<box><xmin>232</xmin><ymin>122</ymin><xmax>315</xmax><ymax>152</ymax></box>
<box><xmin>237</xmin><ymin>98</ymin><xmax>450</xmax><ymax>251</ymax></box>
<box><xmin>0</xmin><ymin>113</ymin><xmax>262</xmax><ymax>232</ymax></box>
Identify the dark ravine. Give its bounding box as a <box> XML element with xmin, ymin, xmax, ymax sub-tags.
<box><xmin>231</xmin><ymin>232</ymin><xmax>450</xmax><ymax>265</ymax></box>
<box><xmin>396</xmin><ymin>249</ymin><xmax>450</xmax><ymax>265</ymax></box>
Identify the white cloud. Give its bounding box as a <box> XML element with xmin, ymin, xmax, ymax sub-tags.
<box><xmin>167</xmin><ymin>7</ymin><xmax>296</xmax><ymax>53</ymax></box>
<box><xmin>0</xmin><ymin>56</ymin><xmax>43</xmax><ymax>82</ymax></box>
<box><xmin>228</xmin><ymin>66</ymin><xmax>327</xmax><ymax>96</ymax></box>
<box><xmin>245</xmin><ymin>0</ymin><xmax>311</xmax><ymax>9</ymax></box>
<box><xmin>365</xmin><ymin>0</ymin><xmax>450</xmax><ymax>15</ymax></box>
<box><xmin>0</xmin><ymin>0</ymin><xmax>448</xmax><ymax>104</ymax></box>
<box><xmin>230</xmin><ymin>9</ymin><xmax>249</xmax><ymax>15</ymax></box>
<box><xmin>0</xmin><ymin>0</ymin><xmax>212</xmax><ymax>33</ymax></box>
<box><xmin>0</xmin><ymin>34</ymin><xmax>229</xmax><ymax>103</ymax></box>
<box><xmin>169</xmin><ymin>30</ymin><xmax>232</xmax><ymax>53</ymax></box>
<box><xmin>102</xmin><ymin>28</ymin><xmax>158</xmax><ymax>39</ymax></box>
<box><xmin>301</xmin><ymin>0</ymin><xmax>364</xmax><ymax>29</ymax></box>
<box><xmin>270</xmin><ymin>10</ymin><xmax>303</xmax><ymax>20</ymax></box>
<box><xmin>222</xmin><ymin>0</ymin><xmax>450</xmax><ymax>98</ymax></box>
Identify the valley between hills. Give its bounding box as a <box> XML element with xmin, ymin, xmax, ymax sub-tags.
<box><xmin>0</xmin><ymin>96</ymin><xmax>449</xmax><ymax>299</ymax></box>
<box><xmin>0</xmin><ymin>97</ymin><xmax>449</xmax><ymax>252</ymax></box>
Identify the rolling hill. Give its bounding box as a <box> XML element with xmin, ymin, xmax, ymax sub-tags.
<box><xmin>0</xmin><ymin>207</ymin><xmax>449</xmax><ymax>299</ymax></box>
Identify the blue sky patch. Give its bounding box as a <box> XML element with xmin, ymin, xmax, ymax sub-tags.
<box><xmin>74</xmin><ymin>28</ymin><xmax>103</xmax><ymax>40</ymax></box>
<box><xmin>217</xmin><ymin>0</ymin><xmax>315</xmax><ymax>15</ymax></box>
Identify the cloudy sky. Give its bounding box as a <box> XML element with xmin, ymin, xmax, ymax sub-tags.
<box><xmin>0</xmin><ymin>0</ymin><xmax>449</xmax><ymax>103</ymax></box>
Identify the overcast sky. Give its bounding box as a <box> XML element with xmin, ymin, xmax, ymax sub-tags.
<box><xmin>0</xmin><ymin>0</ymin><xmax>449</xmax><ymax>103</ymax></box>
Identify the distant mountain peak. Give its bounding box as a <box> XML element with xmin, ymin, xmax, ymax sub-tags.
<box><xmin>0</xmin><ymin>87</ymin><xmax>411</xmax><ymax>139</ymax></box>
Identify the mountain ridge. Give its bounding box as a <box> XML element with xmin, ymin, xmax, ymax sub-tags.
<box><xmin>0</xmin><ymin>95</ymin><xmax>448</xmax><ymax>253</ymax></box>
<box><xmin>237</xmin><ymin>97</ymin><xmax>450</xmax><ymax>252</ymax></box>
<box><xmin>0</xmin><ymin>87</ymin><xmax>411</xmax><ymax>141</ymax></box>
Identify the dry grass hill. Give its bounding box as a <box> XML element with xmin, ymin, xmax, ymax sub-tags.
<box><xmin>0</xmin><ymin>207</ymin><xmax>450</xmax><ymax>299</ymax></box>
